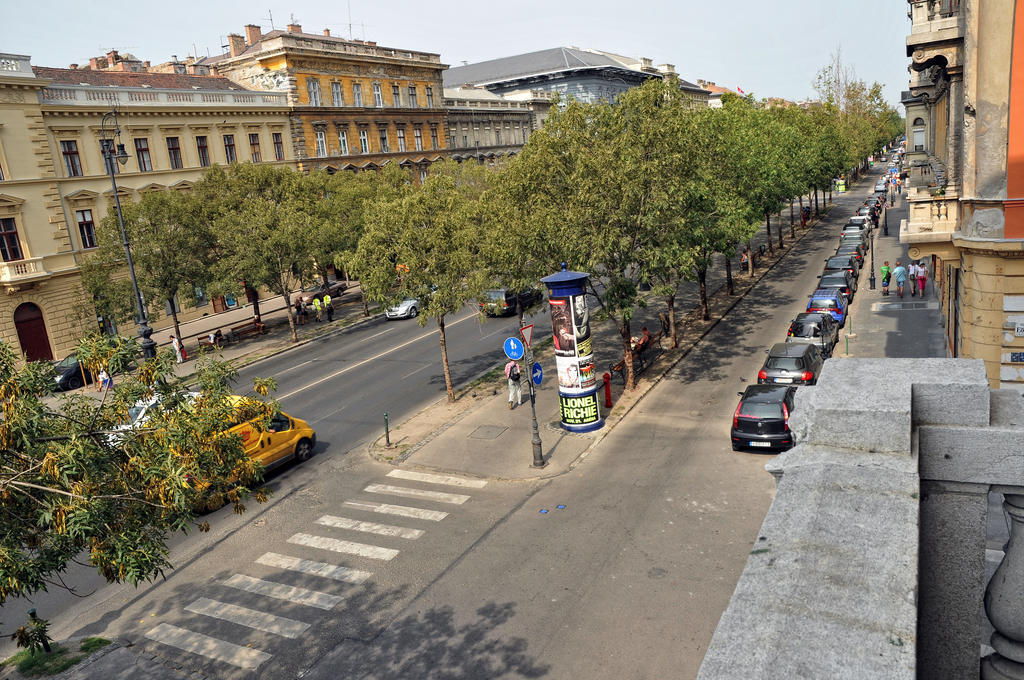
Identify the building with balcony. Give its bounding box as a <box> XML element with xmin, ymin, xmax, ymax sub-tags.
<box><xmin>443</xmin><ymin>86</ymin><xmax>552</xmax><ymax>162</ymax></box>
<box><xmin>205</xmin><ymin>22</ymin><xmax>448</xmax><ymax>179</ymax></box>
<box><xmin>443</xmin><ymin>46</ymin><xmax>709</xmax><ymax>106</ymax></box>
<box><xmin>899</xmin><ymin>0</ymin><xmax>1024</xmax><ymax>390</ymax></box>
<box><xmin>0</xmin><ymin>53</ymin><xmax>291</xmax><ymax>361</ymax></box>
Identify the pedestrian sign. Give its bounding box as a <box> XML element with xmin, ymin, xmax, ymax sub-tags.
<box><xmin>532</xmin><ymin>362</ymin><xmax>543</xmax><ymax>385</ymax></box>
<box><xmin>520</xmin><ymin>324</ymin><xmax>534</xmax><ymax>348</ymax></box>
<box><xmin>503</xmin><ymin>336</ymin><xmax>525</xmax><ymax>360</ymax></box>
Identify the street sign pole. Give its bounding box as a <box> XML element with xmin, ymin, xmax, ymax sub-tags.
<box><xmin>525</xmin><ymin>346</ymin><xmax>546</xmax><ymax>468</ymax></box>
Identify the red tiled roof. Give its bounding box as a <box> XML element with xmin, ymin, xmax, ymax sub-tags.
<box><xmin>32</xmin><ymin>67</ymin><xmax>247</xmax><ymax>91</ymax></box>
<box><xmin>702</xmin><ymin>83</ymin><xmax>736</xmax><ymax>96</ymax></box>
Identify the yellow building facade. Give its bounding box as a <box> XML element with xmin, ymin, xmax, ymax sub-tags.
<box><xmin>206</xmin><ymin>23</ymin><xmax>448</xmax><ymax>178</ymax></box>
<box><xmin>0</xmin><ymin>53</ymin><xmax>291</xmax><ymax>361</ymax></box>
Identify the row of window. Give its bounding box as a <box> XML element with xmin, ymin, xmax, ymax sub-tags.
<box><xmin>58</xmin><ymin>132</ymin><xmax>286</xmax><ymax>178</ymax></box>
<box><xmin>449</xmin><ymin>127</ymin><xmax>529</xmax><ymax>148</ymax></box>
<box><xmin>0</xmin><ymin>211</ymin><xmax>98</xmax><ymax>264</ymax></box>
<box><xmin>312</xmin><ymin>125</ymin><xmax>440</xmax><ymax>158</ymax></box>
<box><xmin>307</xmin><ymin>78</ymin><xmax>435</xmax><ymax>109</ymax></box>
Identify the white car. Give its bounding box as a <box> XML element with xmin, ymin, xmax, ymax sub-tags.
<box><xmin>109</xmin><ymin>391</ymin><xmax>199</xmax><ymax>442</ymax></box>
<box><xmin>385</xmin><ymin>298</ymin><xmax>421</xmax><ymax>319</ymax></box>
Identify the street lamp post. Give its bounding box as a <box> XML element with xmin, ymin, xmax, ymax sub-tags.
<box><xmin>100</xmin><ymin>108</ymin><xmax>156</xmax><ymax>359</ymax></box>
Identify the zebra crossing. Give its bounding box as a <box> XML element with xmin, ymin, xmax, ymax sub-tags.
<box><xmin>144</xmin><ymin>469</ymin><xmax>488</xmax><ymax>671</ymax></box>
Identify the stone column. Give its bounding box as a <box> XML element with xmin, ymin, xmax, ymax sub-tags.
<box><xmin>982</xmin><ymin>491</ymin><xmax>1024</xmax><ymax>680</ymax></box>
<box><xmin>947</xmin><ymin>73</ymin><xmax>964</xmax><ymax>186</ymax></box>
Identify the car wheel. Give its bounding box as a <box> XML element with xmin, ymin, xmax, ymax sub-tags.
<box><xmin>295</xmin><ymin>438</ymin><xmax>313</xmax><ymax>462</ymax></box>
<box><xmin>410</xmin><ymin>306</ymin><xmax>418</xmax><ymax>318</ymax></box>
<box><xmin>67</xmin><ymin>374</ymin><xmax>83</xmax><ymax>390</ymax></box>
<box><xmin>731</xmin><ymin>442</ymin><xmax>742</xmax><ymax>452</ymax></box>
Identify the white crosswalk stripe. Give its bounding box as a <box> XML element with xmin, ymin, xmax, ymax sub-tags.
<box><xmin>364</xmin><ymin>483</ymin><xmax>471</xmax><ymax>505</ymax></box>
<box><xmin>255</xmin><ymin>552</ymin><xmax>372</xmax><ymax>584</ymax></box>
<box><xmin>343</xmin><ymin>500</ymin><xmax>449</xmax><ymax>521</ymax></box>
<box><xmin>222</xmin><ymin>573</ymin><xmax>342</xmax><ymax>610</ymax></box>
<box><xmin>185</xmin><ymin>597</ymin><xmax>309</xmax><ymax>638</ymax></box>
<box><xmin>287</xmin><ymin>532</ymin><xmax>399</xmax><ymax>560</ymax></box>
<box><xmin>145</xmin><ymin>622</ymin><xmax>272</xmax><ymax>670</ymax></box>
<box><xmin>315</xmin><ymin>515</ymin><xmax>424</xmax><ymax>539</ymax></box>
<box><xmin>386</xmin><ymin>469</ymin><xmax>488</xmax><ymax>488</ymax></box>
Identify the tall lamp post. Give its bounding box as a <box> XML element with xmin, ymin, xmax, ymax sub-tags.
<box><xmin>100</xmin><ymin>108</ymin><xmax>156</xmax><ymax>359</ymax></box>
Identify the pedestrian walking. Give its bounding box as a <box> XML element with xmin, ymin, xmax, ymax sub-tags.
<box><xmin>917</xmin><ymin>260</ymin><xmax>929</xmax><ymax>297</ymax></box>
<box><xmin>97</xmin><ymin>368</ymin><xmax>113</xmax><ymax>391</ymax></box>
<box><xmin>892</xmin><ymin>260</ymin><xmax>908</xmax><ymax>298</ymax></box>
<box><xmin>896</xmin><ymin>177</ymin><xmax>903</xmax><ymax>194</ymax></box>
<box><xmin>312</xmin><ymin>297</ymin><xmax>323</xmax><ymax>322</ymax></box>
<box><xmin>880</xmin><ymin>260</ymin><xmax>891</xmax><ymax>296</ymax></box>
<box><xmin>504</xmin><ymin>358</ymin><xmax>522</xmax><ymax>409</ymax></box>
<box><xmin>294</xmin><ymin>298</ymin><xmax>305</xmax><ymax>325</ymax></box>
<box><xmin>908</xmin><ymin>261</ymin><xmax>919</xmax><ymax>297</ymax></box>
<box><xmin>170</xmin><ymin>334</ymin><xmax>184</xmax><ymax>363</ymax></box>
<box><xmin>323</xmin><ymin>292</ymin><xmax>334</xmax><ymax>322</ymax></box>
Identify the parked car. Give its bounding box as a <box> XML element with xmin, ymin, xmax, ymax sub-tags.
<box><xmin>857</xmin><ymin>205</ymin><xmax>875</xmax><ymax>219</ymax></box>
<box><xmin>757</xmin><ymin>342</ymin><xmax>825</xmax><ymax>386</ymax></box>
<box><xmin>840</xmin><ymin>224</ymin><xmax>870</xmax><ymax>240</ymax></box>
<box><xmin>847</xmin><ymin>215</ymin><xmax>872</xmax><ymax>229</ymax></box>
<box><xmin>479</xmin><ymin>288</ymin><xmax>543</xmax><ymax>316</ymax></box>
<box><xmin>53</xmin><ymin>353</ymin><xmax>93</xmax><ymax>391</ymax></box>
<box><xmin>730</xmin><ymin>385</ymin><xmax>797</xmax><ymax>452</ymax></box>
<box><xmin>874</xmin><ymin>181</ymin><xmax>888</xmax><ymax>193</ymax></box>
<box><xmin>817</xmin><ymin>270</ymin><xmax>858</xmax><ymax>303</ymax></box>
<box><xmin>807</xmin><ymin>288</ymin><xmax>849</xmax><ymax>326</ymax></box>
<box><xmin>786</xmin><ymin>312</ymin><xmax>840</xmax><ymax>357</ymax></box>
<box><xmin>835</xmin><ymin>243</ymin><xmax>865</xmax><ymax>266</ymax></box>
<box><xmin>823</xmin><ymin>254</ymin><xmax>861</xmax><ymax>278</ymax></box>
<box><xmin>838</xmin><ymin>232</ymin><xmax>869</xmax><ymax>250</ymax></box>
<box><xmin>300</xmin><ymin>280</ymin><xmax>347</xmax><ymax>304</ymax></box>
<box><xmin>385</xmin><ymin>297</ymin><xmax>422</xmax><ymax>320</ymax></box>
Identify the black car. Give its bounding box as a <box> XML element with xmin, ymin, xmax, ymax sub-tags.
<box><xmin>823</xmin><ymin>254</ymin><xmax>860</xmax><ymax>278</ymax></box>
<box><xmin>758</xmin><ymin>342</ymin><xmax>826</xmax><ymax>386</ymax></box>
<box><xmin>731</xmin><ymin>384</ymin><xmax>797</xmax><ymax>452</ymax></box>
<box><xmin>786</xmin><ymin>312</ymin><xmax>840</xmax><ymax>357</ymax></box>
<box><xmin>835</xmin><ymin>243</ymin><xmax>865</xmax><ymax>267</ymax></box>
<box><xmin>838</xmin><ymin>232</ymin><xmax>868</xmax><ymax>250</ymax></box>
<box><xmin>817</xmin><ymin>270</ymin><xmax>858</xmax><ymax>303</ymax></box>
<box><xmin>53</xmin><ymin>353</ymin><xmax>93</xmax><ymax>391</ymax></box>
<box><xmin>479</xmin><ymin>288</ymin><xmax>543</xmax><ymax>316</ymax></box>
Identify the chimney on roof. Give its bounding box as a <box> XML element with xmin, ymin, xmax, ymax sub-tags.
<box><xmin>323</xmin><ymin>28</ymin><xmax>330</xmax><ymax>36</ymax></box>
<box><xmin>657</xmin><ymin>63</ymin><xmax>675</xmax><ymax>75</ymax></box>
<box><xmin>227</xmin><ymin>33</ymin><xmax>245</xmax><ymax>57</ymax></box>
<box><xmin>69</xmin><ymin>63</ymin><xmax>78</xmax><ymax>69</ymax></box>
<box><xmin>143</xmin><ymin>61</ymin><xmax>151</xmax><ymax>69</ymax></box>
<box><xmin>365</xmin><ymin>41</ymin><xmax>376</xmax><ymax>46</ymax></box>
<box><xmin>107</xmin><ymin>49</ymin><xmax>119</xmax><ymax>63</ymax></box>
<box><xmin>245</xmin><ymin>24</ymin><xmax>262</xmax><ymax>45</ymax></box>
<box><xmin>287</xmin><ymin>22</ymin><xmax>302</xmax><ymax>34</ymax></box>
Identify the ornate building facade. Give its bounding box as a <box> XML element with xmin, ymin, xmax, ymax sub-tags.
<box><xmin>443</xmin><ymin>86</ymin><xmax>551</xmax><ymax>162</ymax></box>
<box><xmin>206</xmin><ymin>23</ymin><xmax>448</xmax><ymax>179</ymax></box>
<box><xmin>900</xmin><ymin>0</ymin><xmax>1024</xmax><ymax>390</ymax></box>
<box><xmin>0</xmin><ymin>53</ymin><xmax>291</xmax><ymax>361</ymax></box>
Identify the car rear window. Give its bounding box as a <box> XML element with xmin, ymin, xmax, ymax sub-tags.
<box><xmin>766</xmin><ymin>357</ymin><xmax>802</xmax><ymax>371</ymax></box>
<box><xmin>826</xmin><ymin>257</ymin><xmax>849</xmax><ymax>268</ymax></box>
<box><xmin>790</xmin><ymin>322</ymin><xmax>821</xmax><ymax>338</ymax></box>
<box><xmin>484</xmin><ymin>290</ymin><xmax>506</xmax><ymax>301</ymax></box>
<box><xmin>810</xmin><ymin>297</ymin><xmax>838</xmax><ymax>308</ymax></box>
<box><xmin>738</xmin><ymin>402</ymin><xmax>783</xmax><ymax>419</ymax></box>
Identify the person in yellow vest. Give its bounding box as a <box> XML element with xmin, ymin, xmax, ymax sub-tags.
<box><xmin>323</xmin><ymin>292</ymin><xmax>333</xmax><ymax>322</ymax></box>
<box><xmin>312</xmin><ymin>297</ymin><xmax>323</xmax><ymax>322</ymax></box>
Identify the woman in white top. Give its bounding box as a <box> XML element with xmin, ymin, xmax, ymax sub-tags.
<box><xmin>916</xmin><ymin>260</ymin><xmax>929</xmax><ymax>296</ymax></box>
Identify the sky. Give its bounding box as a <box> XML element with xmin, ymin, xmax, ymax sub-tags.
<box><xmin>3</xmin><ymin>0</ymin><xmax>911</xmax><ymax>107</ymax></box>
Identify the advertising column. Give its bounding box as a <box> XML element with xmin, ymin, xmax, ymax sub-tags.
<box><xmin>541</xmin><ymin>265</ymin><xmax>604</xmax><ymax>433</ymax></box>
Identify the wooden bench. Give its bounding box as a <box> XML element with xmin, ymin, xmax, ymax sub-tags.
<box><xmin>197</xmin><ymin>335</ymin><xmax>224</xmax><ymax>350</ymax></box>
<box><xmin>228</xmin><ymin>319</ymin><xmax>266</xmax><ymax>342</ymax></box>
<box><xmin>609</xmin><ymin>330</ymin><xmax>665</xmax><ymax>385</ymax></box>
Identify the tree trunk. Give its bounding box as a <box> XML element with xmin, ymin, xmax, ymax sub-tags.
<box><xmin>665</xmin><ymin>295</ymin><xmax>677</xmax><ymax>348</ymax></box>
<box><xmin>619</xmin><ymin>318</ymin><xmax>636</xmax><ymax>390</ymax></box>
<box><xmin>789</xmin><ymin>199</ymin><xmax>796</xmax><ymax>238</ymax></box>
<box><xmin>814</xmin><ymin>187</ymin><xmax>820</xmax><ymax>216</ymax></box>
<box><xmin>361</xmin><ymin>288</ymin><xmax>369</xmax><ymax>317</ymax></box>
<box><xmin>765</xmin><ymin>212</ymin><xmax>774</xmax><ymax>254</ymax></box>
<box><xmin>249</xmin><ymin>287</ymin><xmax>261</xmax><ymax>321</ymax></box>
<box><xmin>280</xmin><ymin>281</ymin><xmax>298</xmax><ymax>342</ymax></box>
<box><xmin>168</xmin><ymin>301</ymin><xmax>182</xmax><ymax>343</ymax></box>
<box><xmin>798</xmin><ymin>194</ymin><xmax>805</xmax><ymax>228</ymax></box>
<box><xmin>438</xmin><ymin>315</ymin><xmax>455</xmax><ymax>402</ymax></box>
<box><xmin>516</xmin><ymin>297</ymin><xmax>525</xmax><ymax>329</ymax></box>
<box><xmin>747</xmin><ymin>240</ymin><xmax>754</xmax><ymax>277</ymax></box>
<box><xmin>778</xmin><ymin>208</ymin><xmax>784</xmax><ymax>250</ymax></box>
<box><xmin>725</xmin><ymin>256</ymin><xmax>734</xmax><ymax>295</ymax></box>
<box><xmin>697</xmin><ymin>267</ymin><xmax>709</xmax><ymax>321</ymax></box>
<box><xmin>828</xmin><ymin>188</ymin><xmax>833</xmax><ymax>204</ymax></box>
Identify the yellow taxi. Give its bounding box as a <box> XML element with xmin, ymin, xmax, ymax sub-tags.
<box><xmin>226</xmin><ymin>396</ymin><xmax>316</xmax><ymax>471</ymax></box>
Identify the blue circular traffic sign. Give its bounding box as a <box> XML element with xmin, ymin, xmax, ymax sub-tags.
<box><xmin>532</xmin><ymin>362</ymin><xmax>543</xmax><ymax>386</ymax></box>
<box><xmin>503</xmin><ymin>336</ymin><xmax>525</xmax><ymax>360</ymax></box>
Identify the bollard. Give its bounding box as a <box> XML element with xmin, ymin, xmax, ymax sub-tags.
<box><xmin>384</xmin><ymin>412</ymin><xmax>390</xmax><ymax>447</ymax></box>
<box><xmin>846</xmin><ymin>335</ymin><xmax>850</xmax><ymax>357</ymax></box>
<box><xmin>603</xmin><ymin>372</ymin><xmax>613</xmax><ymax>408</ymax></box>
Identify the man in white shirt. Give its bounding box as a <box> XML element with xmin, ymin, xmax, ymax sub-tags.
<box><xmin>908</xmin><ymin>262</ymin><xmax>920</xmax><ymax>296</ymax></box>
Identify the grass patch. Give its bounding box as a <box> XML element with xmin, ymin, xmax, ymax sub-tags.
<box><xmin>1</xmin><ymin>638</ymin><xmax>110</xmax><ymax>676</ymax></box>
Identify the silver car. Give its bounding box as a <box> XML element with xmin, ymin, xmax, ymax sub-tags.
<box><xmin>385</xmin><ymin>297</ymin><xmax>421</xmax><ymax>319</ymax></box>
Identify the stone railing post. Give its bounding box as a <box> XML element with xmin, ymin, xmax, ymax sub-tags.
<box><xmin>982</xmin><ymin>491</ymin><xmax>1024</xmax><ymax>680</ymax></box>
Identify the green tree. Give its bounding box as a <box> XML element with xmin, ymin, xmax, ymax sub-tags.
<box><xmin>0</xmin><ymin>335</ymin><xmax>274</xmax><ymax>610</ymax></box>
<box><xmin>352</xmin><ymin>160</ymin><xmax>490</xmax><ymax>402</ymax></box>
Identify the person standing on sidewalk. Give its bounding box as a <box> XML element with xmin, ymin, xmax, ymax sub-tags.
<box><xmin>880</xmin><ymin>261</ymin><xmax>891</xmax><ymax>296</ymax></box>
<box><xmin>294</xmin><ymin>297</ymin><xmax>305</xmax><ymax>326</ymax></box>
<box><xmin>170</xmin><ymin>335</ymin><xmax>184</xmax><ymax>363</ymax></box>
<box><xmin>908</xmin><ymin>261</ymin><xmax>920</xmax><ymax>297</ymax></box>
<box><xmin>892</xmin><ymin>260</ymin><xmax>908</xmax><ymax>298</ymax></box>
<box><xmin>312</xmin><ymin>297</ymin><xmax>323</xmax><ymax>322</ymax></box>
<box><xmin>323</xmin><ymin>292</ymin><xmax>334</xmax><ymax>322</ymax></box>
<box><xmin>917</xmin><ymin>260</ymin><xmax>929</xmax><ymax>297</ymax></box>
<box><xmin>504</xmin><ymin>358</ymin><xmax>522</xmax><ymax>409</ymax></box>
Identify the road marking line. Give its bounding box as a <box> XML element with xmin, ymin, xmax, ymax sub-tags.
<box><xmin>364</xmin><ymin>483</ymin><xmax>471</xmax><ymax>505</ymax></box>
<box><xmin>364</xmin><ymin>327</ymin><xmax>396</xmax><ymax>341</ymax></box>
<box><xmin>255</xmin><ymin>552</ymin><xmax>371</xmax><ymax>584</ymax></box>
<box><xmin>184</xmin><ymin>597</ymin><xmax>309</xmax><ymax>638</ymax></box>
<box><xmin>145</xmin><ymin>622</ymin><xmax>272</xmax><ymax>670</ymax></box>
<box><xmin>276</xmin><ymin>359</ymin><xmax>313</xmax><ymax>374</ymax></box>
<box><xmin>223</xmin><ymin>573</ymin><xmax>342</xmax><ymax>610</ymax></box>
<box><xmin>399</xmin><ymin>364</ymin><xmax>432</xmax><ymax>380</ymax></box>
<box><xmin>315</xmin><ymin>515</ymin><xmax>424</xmax><ymax>539</ymax></box>
<box><xmin>276</xmin><ymin>312</ymin><xmax>477</xmax><ymax>400</ymax></box>
<box><xmin>386</xmin><ymin>469</ymin><xmax>488</xmax><ymax>488</ymax></box>
<box><xmin>343</xmin><ymin>500</ymin><xmax>448</xmax><ymax>521</ymax></box>
<box><xmin>287</xmin><ymin>532</ymin><xmax>399</xmax><ymax>560</ymax></box>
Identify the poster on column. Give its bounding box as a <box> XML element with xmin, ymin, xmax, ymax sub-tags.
<box><xmin>550</xmin><ymin>294</ymin><xmax>595</xmax><ymax>393</ymax></box>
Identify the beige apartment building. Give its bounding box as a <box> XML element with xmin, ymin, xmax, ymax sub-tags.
<box><xmin>900</xmin><ymin>0</ymin><xmax>1024</xmax><ymax>390</ymax></box>
<box><xmin>0</xmin><ymin>53</ymin><xmax>291</xmax><ymax>361</ymax></box>
<box><xmin>443</xmin><ymin>86</ymin><xmax>551</xmax><ymax>162</ymax></box>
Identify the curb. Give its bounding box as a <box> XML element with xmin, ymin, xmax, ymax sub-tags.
<box><xmin>370</xmin><ymin>199</ymin><xmax>849</xmax><ymax>482</ymax></box>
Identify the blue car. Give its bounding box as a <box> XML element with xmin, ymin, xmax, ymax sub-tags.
<box><xmin>806</xmin><ymin>289</ymin><xmax>848</xmax><ymax>326</ymax></box>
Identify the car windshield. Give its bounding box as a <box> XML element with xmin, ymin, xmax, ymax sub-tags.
<box><xmin>790</xmin><ymin>322</ymin><xmax>821</xmax><ymax>338</ymax></box>
<box><xmin>738</xmin><ymin>402</ymin><xmax>783</xmax><ymax>420</ymax></box>
<box><xmin>484</xmin><ymin>290</ymin><xmax>506</xmax><ymax>301</ymax></box>
<box><xmin>766</xmin><ymin>357</ymin><xmax>802</xmax><ymax>371</ymax></box>
<box><xmin>127</xmin><ymin>404</ymin><xmax>147</xmax><ymax>424</ymax></box>
<box><xmin>55</xmin><ymin>354</ymin><xmax>78</xmax><ymax>369</ymax></box>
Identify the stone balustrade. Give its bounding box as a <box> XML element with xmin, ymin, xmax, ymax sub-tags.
<box><xmin>698</xmin><ymin>358</ymin><xmax>1024</xmax><ymax>679</ymax></box>
<box><xmin>38</xmin><ymin>85</ymin><xmax>287</xmax><ymax>108</ymax></box>
<box><xmin>904</xmin><ymin>186</ymin><xmax>960</xmax><ymax>235</ymax></box>
<box><xmin>0</xmin><ymin>256</ymin><xmax>47</xmax><ymax>282</ymax></box>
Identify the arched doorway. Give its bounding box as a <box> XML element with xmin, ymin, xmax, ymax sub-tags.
<box><xmin>14</xmin><ymin>303</ymin><xmax>53</xmax><ymax>362</ymax></box>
